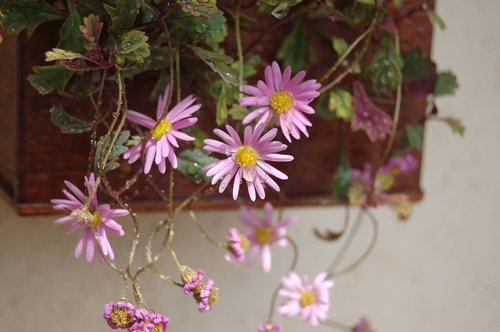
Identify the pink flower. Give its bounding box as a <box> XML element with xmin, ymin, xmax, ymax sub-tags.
<box><xmin>51</xmin><ymin>173</ymin><xmax>127</xmax><ymax>262</ymax></box>
<box><xmin>129</xmin><ymin>308</ymin><xmax>155</xmax><ymax>332</ymax></box>
<box><xmin>203</xmin><ymin>124</ymin><xmax>293</xmax><ymax>201</ymax></box>
<box><xmin>278</xmin><ymin>272</ymin><xmax>334</xmax><ymax>327</ymax></box>
<box><xmin>240</xmin><ymin>61</ymin><xmax>320</xmax><ymax>142</ymax></box>
<box><xmin>240</xmin><ymin>202</ymin><xmax>298</xmax><ymax>272</ymax></box>
<box><xmin>196</xmin><ymin>279</ymin><xmax>219</xmax><ymax>313</ymax></box>
<box><xmin>124</xmin><ymin>85</ymin><xmax>200</xmax><ymax>173</ymax></box>
<box><xmin>354</xmin><ymin>316</ymin><xmax>375</xmax><ymax>332</ymax></box>
<box><xmin>103</xmin><ymin>299</ymin><xmax>136</xmax><ymax>329</ymax></box>
<box><xmin>351</xmin><ymin>81</ymin><xmax>393</xmax><ymax>142</ymax></box>
<box><xmin>258</xmin><ymin>321</ymin><xmax>283</xmax><ymax>332</ymax></box>
<box><xmin>180</xmin><ymin>266</ymin><xmax>205</xmax><ymax>294</ymax></box>
<box><xmin>225</xmin><ymin>227</ymin><xmax>250</xmax><ymax>263</ymax></box>
<box><xmin>148</xmin><ymin>312</ymin><xmax>170</xmax><ymax>332</ymax></box>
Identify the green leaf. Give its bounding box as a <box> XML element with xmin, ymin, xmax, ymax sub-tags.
<box><xmin>393</xmin><ymin>0</ymin><xmax>404</xmax><ymax>6</ymax></box>
<box><xmin>442</xmin><ymin>116</ymin><xmax>465</xmax><ymax>136</ymax></box>
<box><xmin>95</xmin><ymin>130</ymin><xmax>131</xmax><ymax>173</ymax></box>
<box><xmin>260</xmin><ymin>0</ymin><xmax>303</xmax><ymax>19</ymax></box>
<box><xmin>45</xmin><ymin>48</ymin><xmax>83</xmax><ymax>62</ymax></box>
<box><xmin>117</xmin><ymin>30</ymin><xmax>151</xmax><ymax>65</ymax></box>
<box><xmin>216</xmin><ymin>84</ymin><xmax>228</xmax><ymax>125</ymax></box>
<box><xmin>122</xmin><ymin>47</ymin><xmax>169</xmax><ymax>79</ymax></box>
<box><xmin>167</xmin><ymin>7</ymin><xmax>227</xmax><ymax>48</ymax></box>
<box><xmin>276</xmin><ymin>18</ymin><xmax>307</xmax><ymax>72</ymax></box>
<box><xmin>104</xmin><ymin>0</ymin><xmax>138</xmax><ymax>31</ymax></box>
<box><xmin>426</xmin><ymin>9</ymin><xmax>446</xmax><ymax>30</ymax></box>
<box><xmin>177</xmin><ymin>148</ymin><xmax>218</xmax><ymax>183</ymax></box>
<box><xmin>191</xmin><ymin>46</ymin><xmax>238</xmax><ymax>86</ymax></box>
<box><xmin>228</xmin><ymin>104</ymin><xmax>248</xmax><ymax>121</ymax></box>
<box><xmin>434</xmin><ymin>71</ymin><xmax>458</xmax><ymax>96</ymax></box>
<box><xmin>375</xmin><ymin>173</ymin><xmax>395</xmax><ymax>191</ymax></box>
<box><xmin>0</xmin><ymin>0</ymin><xmax>65</xmax><ymax>35</ymax></box>
<box><xmin>365</xmin><ymin>33</ymin><xmax>403</xmax><ymax>93</ymax></box>
<box><xmin>179</xmin><ymin>1</ymin><xmax>218</xmax><ymax>18</ymax></box>
<box><xmin>50</xmin><ymin>105</ymin><xmax>93</xmax><ymax>134</ymax></box>
<box><xmin>357</xmin><ymin>0</ymin><xmax>376</xmax><ymax>5</ymax></box>
<box><xmin>331</xmin><ymin>150</ymin><xmax>351</xmax><ymax>201</ymax></box>
<box><xmin>332</xmin><ymin>37</ymin><xmax>348</xmax><ymax>56</ymax></box>
<box><xmin>405</xmin><ymin>125</ymin><xmax>423</xmax><ymax>150</ymax></box>
<box><xmin>188</xmin><ymin>126</ymin><xmax>209</xmax><ymax>149</ymax></box>
<box><xmin>328</xmin><ymin>89</ymin><xmax>353</xmax><ymax>121</ymax></box>
<box><xmin>401</xmin><ymin>48</ymin><xmax>432</xmax><ymax>81</ymax></box>
<box><xmin>28</xmin><ymin>65</ymin><xmax>73</xmax><ymax>95</ymax></box>
<box><xmin>58</xmin><ymin>2</ymin><xmax>87</xmax><ymax>53</ymax></box>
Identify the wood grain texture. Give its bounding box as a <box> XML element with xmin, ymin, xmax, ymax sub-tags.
<box><xmin>0</xmin><ymin>0</ymin><xmax>434</xmax><ymax>215</ymax></box>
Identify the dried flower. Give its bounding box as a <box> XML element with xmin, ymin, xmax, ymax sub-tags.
<box><xmin>148</xmin><ymin>312</ymin><xmax>170</xmax><ymax>332</ymax></box>
<box><xmin>351</xmin><ymin>81</ymin><xmax>393</xmax><ymax>142</ymax></box>
<box><xmin>225</xmin><ymin>227</ymin><xmax>250</xmax><ymax>263</ymax></box>
<box><xmin>103</xmin><ymin>299</ymin><xmax>136</xmax><ymax>329</ymax></box>
<box><xmin>240</xmin><ymin>202</ymin><xmax>298</xmax><ymax>272</ymax></box>
<box><xmin>278</xmin><ymin>272</ymin><xmax>334</xmax><ymax>327</ymax></box>
<box><xmin>203</xmin><ymin>124</ymin><xmax>293</xmax><ymax>201</ymax></box>
<box><xmin>51</xmin><ymin>173</ymin><xmax>127</xmax><ymax>262</ymax></box>
<box><xmin>258</xmin><ymin>321</ymin><xmax>283</xmax><ymax>332</ymax></box>
<box><xmin>129</xmin><ymin>308</ymin><xmax>155</xmax><ymax>332</ymax></box>
<box><xmin>240</xmin><ymin>61</ymin><xmax>320</xmax><ymax>142</ymax></box>
<box><xmin>124</xmin><ymin>85</ymin><xmax>200</xmax><ymax>173</ymax></box>
<box><xmin>195</xmin><ymin>279</ymin><xmax>219</xmax><ymax>313</ymax></box>
<box><xmin>354</xmin><ymin>316</ymin><xmax>375</xmax><ymax>332</ymax></box>
<box><xmin>180</xmin><ymin>266</ymin><xmax>205</xmax><ymax>294</ymax></box>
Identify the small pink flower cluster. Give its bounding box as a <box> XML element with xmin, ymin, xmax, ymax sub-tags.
<box><xmin>180</xmin><ymin>266</ymin><xmax>219</xmax><ymax>313</ymax></box>
<box><xmin>103</xmin><ymin>300</ymin><xmax>169</xmax><ymax>332</ymax></box>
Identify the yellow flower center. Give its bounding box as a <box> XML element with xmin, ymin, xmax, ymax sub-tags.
<box><xmin>71</xmin><ymin>207</ymin><xmax>101</xmax><ymax>228</ymax></box>
<box><xmin>299</xmin><ymin>290</ymin><xmax>317</xmax><ymax>308</ymax></box>
<box><xmin>151</xmin><ymin>324</ymin><xmax>164</xmax><ymax>332</ymax></box>
<box><xmin>270</xmin><ymin>91</ymin><xmax>293</xmax><ymax>114</ymax></box>
<box><xmin>208</xmin><ymin>287</ymin><xmax>219</xmax><ymax>305</ymax></box>
<box><xmin>239</xmin><ymin>233</ymin><xmax>250</xmax><ymax>250</ymax></box>
<box><xmin>152</xmin><ymin>119</ymin><xmax>173</xmax><ymax>140</ymax></box>
<box><xmin>254</xmin><ymin>227</ymin><xmax>273</xmax><ymax>244</ymax></box>
<box><xmin>235</xmin><ymin>145</ymin><xmax>258</xmax><ymax>167</ymax></box>
<box><xmin>110</xmin><ymin>307</ymin><xmax>133</xmax><ymax>328</ymax></box>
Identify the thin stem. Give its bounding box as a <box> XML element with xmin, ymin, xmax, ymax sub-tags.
<box><xmin>320</xmin><ymin>12</ymin><xmax>380</xmax><ymax>84</ymax></box>
<box><xmin>323</xmin><ymin>319</ymin><xmax>353</xmax><ymax>331</ymax></box>
<box><xmin>267</xmin><ymin>235</ymin><xmax>299</xmax><ymax>321</ymax></box>
<box><xmin>331</xmin><ymin>208</ymin><xmax>378</xmax><ymax>278</ymax></box>
<box><xmin>319</xmin><ymin>22</ymin><xmax>374</xmax><ymax>94</ymax></box>
<box><xmin>326</xmin><ymin>208</ymin><xmax>365</xmax><ymax>275</ymax></box>
<box><xmin>169</xmin><ymin>166</ymin><xmax>175</xmax><ymax>218</ymax></box>
<box><xmin>235</xmin><ymin>0</ymin><xmax>244</xmax><ymax>97</ymax></box>
<box><xmin>189</xmin><ymin>210</ymin><xmax>224</xmax><ymax>247</ymax></box>
<box><xmin>175</xmin><ymin>43</ymin><xmax>181</xmax><ymax>103</ymax></box>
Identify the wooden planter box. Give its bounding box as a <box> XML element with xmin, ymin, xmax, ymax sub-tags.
<box><xmin>0</xmin><ymin>0</ymin><xmax>433</xmax><ymax>215</ymax></box>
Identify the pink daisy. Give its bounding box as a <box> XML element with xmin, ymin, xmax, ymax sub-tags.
<box><xmin>224</xmin><ymin>227</ymin><xmax>250</xmax><ymax>263</ymax></box>
<box><xmin>240</xmin><ymin>202</ymin><xmax>298</xmax><ymax>272</ymax></box>
<box><xmin>203</xmin><ymin>124</ymin><xmax>293</xmax><ymax>201</ymax></box>
<box><xmin>278</xmin><ymin>272</ymin><xmax>334</xmax><ymax>327</ymax></box>
<box><xmin>124</xmin><ymin>85</ymin><xmax>200</xmax><ymax>173</ymax></box>
<box><xmin>240</xmin><ymin>61</ymin><xmax>321</xmax><ymax>142</ymax></box>
<box><xmin>258</xmin><ymin>321</ymin><xmax>283</xmax><ymax>332</ymax></box>
<box><xmin>51</xmin><ymin>173</ymin><xmax>127</xmax><ymax>262</ymax></box>
<box><xmin>351</xmin><ymin>80</ymin><xmax>393</xmax><ymax>142</ymax></box>
<box><xmin>148</xmin><ymin>312</ymin><xmax>170</xmax><ymax>332</ymax></box>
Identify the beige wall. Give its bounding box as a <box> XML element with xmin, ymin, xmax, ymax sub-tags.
<box><xmin>1</xmin><ymin>0</ymin><xmax>499</xmax><ymax>331</ymax></box>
